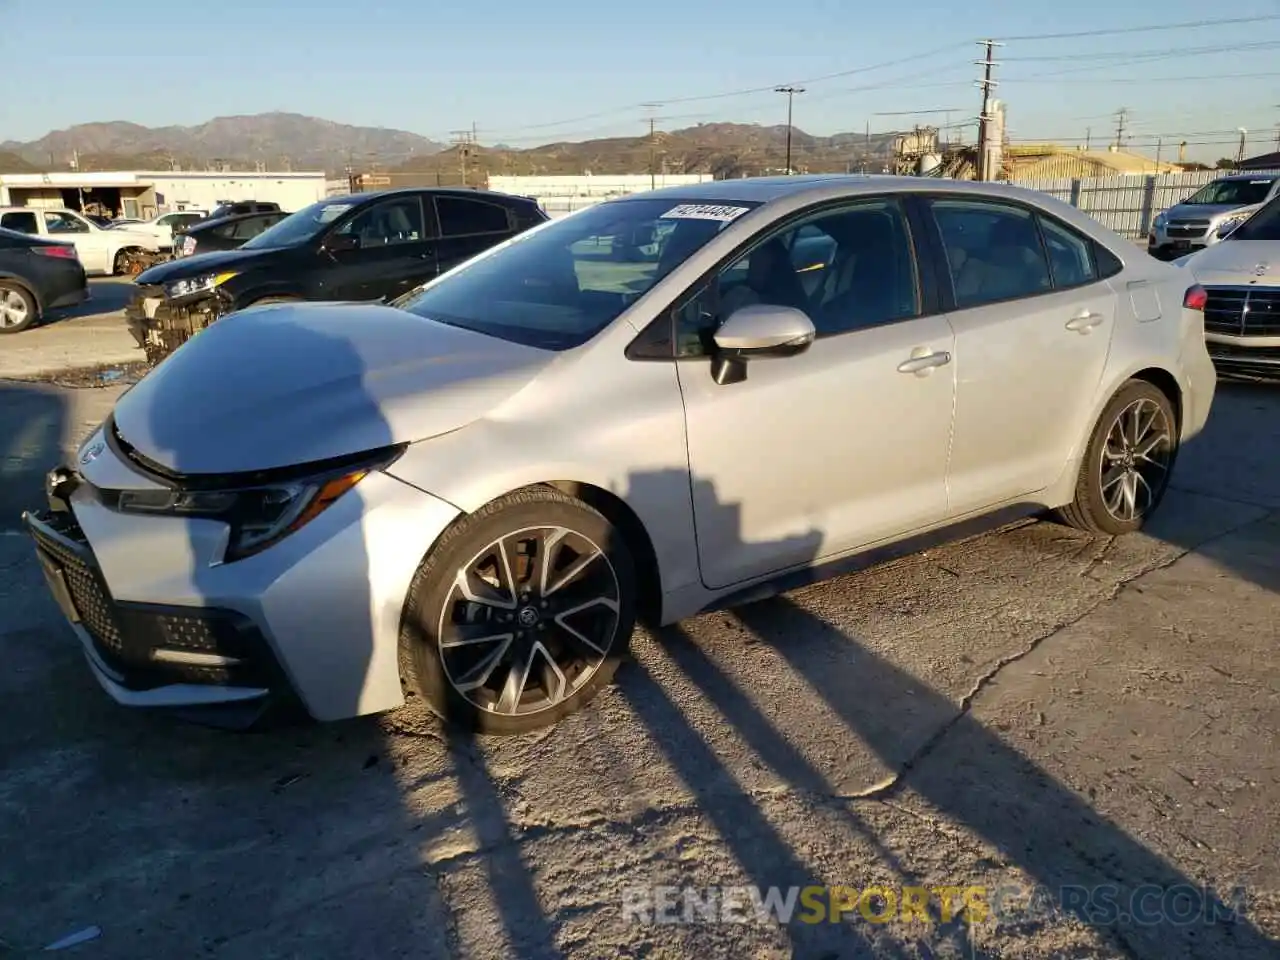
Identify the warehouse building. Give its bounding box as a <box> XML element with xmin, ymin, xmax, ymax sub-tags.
<box><xmin>0</xmin><ymin>169</ymin><xmax>327</xmax><ymax>220</ymax></box>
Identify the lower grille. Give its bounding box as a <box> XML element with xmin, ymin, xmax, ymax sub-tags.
<box><xmin>1203</xmin><ymin>286</ymin><xmax>1280</xmax><ymax>336</ymax></box>
<box><xmin>1166</xmin><ymin>220</ymin><xmax>1210</xmax><ymax>239</ymax></box>
<box><xmin>26</xmin><ymin>511</ymin><xmax>284</xmax><ymax>691</ymax></box>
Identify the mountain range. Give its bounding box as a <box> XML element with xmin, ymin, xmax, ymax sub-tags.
<box><xmin>0</xmin><ymin>112</ymin><xmax>909</xmax><ymax>180</ymax></box>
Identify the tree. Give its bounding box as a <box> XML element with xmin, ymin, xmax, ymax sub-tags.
<box><xmin>1215</xmin><ymin>158</ymin><xmax>1237</xmax><ymax>170</ymax></box>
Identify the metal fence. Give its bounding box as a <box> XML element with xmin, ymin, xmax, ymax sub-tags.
<box><xmin>1011</xmin><ymin>169</ymin><xmax>1280</xmax><ymax>241</ymax></box>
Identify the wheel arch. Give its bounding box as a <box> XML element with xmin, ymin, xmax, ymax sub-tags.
<box><xmin>1127</xmin><ymin>365</ymin><xmax>1183</xmax><ymax>433</ymax></box>
<box><xmin>0</xmin><ymin>273</ymin><xmax>43</xmax><ymax>315</ymax></box>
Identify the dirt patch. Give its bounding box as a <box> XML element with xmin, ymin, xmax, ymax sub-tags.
<box><xmin>2</xmin><ymin>360</ymin><xmax>151</xmax><ymax>390</ymax></box>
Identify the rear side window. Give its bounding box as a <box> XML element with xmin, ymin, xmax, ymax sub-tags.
<box><xmin>1037</xmin><ymin>216</ymin><xmax>1097</xmax><ymax>289</ymax></box>
<box><xmin>1</xmin><ymin>211</ymin><xmax>38</xmax><ymax>234</ymax></box>
<box><xmin>436</xmin><ymin>196</ymin><xmax>512</xmax><ymax>237</ymax></box>
<box><xmin>929</xmin><ymin>199</ymin><xmax>1052</xmax><ymax>308</ymax></box>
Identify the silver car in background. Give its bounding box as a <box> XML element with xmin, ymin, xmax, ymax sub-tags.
<box><xmin>25</xmin><ymin>175</ymin><xmax>1217</xmax><ymax>734</ymax></box>
<box><xmin>1177</xmin><ymin>193</ymin><xmax>1280</xmax><ymax>379</ymax></box>
<box><xmin>1149</xmin><ymin>173</ymin><xmax>1280</xmax><ymax>260</ymax></box>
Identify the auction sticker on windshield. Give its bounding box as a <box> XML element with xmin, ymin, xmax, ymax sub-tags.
<box><xmin>661</xmin><ymin>204</ymin><xmax>751</xmax><ymax>222</ymax></box>
<box><xmin>318</xmin><ymin>204</ymin><xmax>355</xmax><ymax>222</ymax></box>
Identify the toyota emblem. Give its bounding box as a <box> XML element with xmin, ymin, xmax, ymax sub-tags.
<box><xmin>79</xmin><ymin>440</ymin><xmax>105</xmax><ymax>465</ymax></box>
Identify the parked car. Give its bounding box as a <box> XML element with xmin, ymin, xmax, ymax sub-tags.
<box><xmin>1148</xmin><ymin>173</ymin><xmax>1280</xmax><ymax>260</ymax></box>
<box><xmin>173</xmin><ymin>210</ymin><xmax>291</xmax><ymax>258</ymax></box>
<box><xmin>25</xmin><ymin>176</ymin><xmax>1216</xmax><ymax>733</ymax></box>
<box><xmin>119</xmin><ymin>210</ymin><xmax>209</xmax><ymax>250</ymax></box>
<box><xmin>1175</xmin><ymin>192</ymin><xmax>1280</xmax><ymax>379</ymax></box>
<box><xmin>207</xmin><ymin>200</ymin><xmax>282</xmax><ymax>221</ymax></box>
<box><xmin>0</xmin><ymin>226</ymin><xmax>88</xmax><ymax>333</ymax></box>
<box><xmin>125</xmin><ymin>188</ymin><xmax>548</xmax><ymax>363</ymax></box>
<box><xmin>0</xmin><ymin>207</ymin><xmax>162</xmax><ymax>276</ymax></box>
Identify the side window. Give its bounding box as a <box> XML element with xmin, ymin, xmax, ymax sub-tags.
<box><xmin>674</xmin><ymin>198</ymin><xmax>919</xmax><ymax>356</ymax></box>
<box><xmin>930</xmin><ymin>200</ymin><xmax>1051</xmax><ymax>308</ymax></box>
<box><xmin>1</xmin><ymin>211</ymin><xmax>39</xmax><ymax>234</ymax></box>
<box><xmin>1037</xmin><ymin>216</ymin><xmax>1097</xmax><ymax>289</ymax></box>
<box><xmin>44</xmin><ymin>211</ymin><xmax>89</xmax><ymax>234</ymax></box>
<box><xmin>334</xmin><ymin>197</ymin><xmax>425</xmax><ymax>247</ymax></box>
<box><xmin>1094</xmin><ymin>243</ymin><xmax>1124</xmax><ymax>279</ymax></box>
<box><xmin>436</xmin><ymin>196</ymin><xmax>511</xmax><ymax>237</ymax></box>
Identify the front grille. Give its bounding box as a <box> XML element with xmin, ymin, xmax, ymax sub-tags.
<box><xmin>1166</xmin><ymin>220</ymin><xmax>1210</xmax><ymax>240</ymax></box>
<box><xmin>1203</xmin><ymin>286</ymin><xmax>1280</xmax><ymax>336</ymax></box>
<box><xmin>26</xmin><ymin>511</ymin><xmax>286</xmax><ymax>691</ymax></box>
<box><xmin>30</xmin><ymin>512</ymin><xmax>124</xmax><ymax>654</ymax></box>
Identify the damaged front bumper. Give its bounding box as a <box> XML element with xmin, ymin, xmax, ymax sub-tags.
<box><xmin>125</xmin><ymin>284</ymin><xmax>229</xmax><ymax>365</ymax></box>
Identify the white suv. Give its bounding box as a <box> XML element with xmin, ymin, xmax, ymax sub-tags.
<box><xmin>0</xmin><ymin>207</ymin><xmax>162</xmax><ymax>276</ymax></box>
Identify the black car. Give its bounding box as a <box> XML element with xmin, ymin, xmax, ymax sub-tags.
<box><xmin>126</xmin><ymin>188</ymin><xmax>548</xmax><ymax>363</ymax></box>
<box><xmin>174</xmin><ymin>210</ymin><xmax>291</xmax><ymax>258</ymax></box>
<box><xmin>207</xmin><ymin>200</ymin><xmax>282</xmax><ymax>220</ymax></box>
<box><xmin>0</xmin><ymin>227</ymin><xmax>89</xmax><ymax>333</ymax></box>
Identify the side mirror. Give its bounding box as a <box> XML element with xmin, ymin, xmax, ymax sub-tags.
<box><xmin>710</xmin><ymin>304</ymin><xmax>816</xmax><ymax>385</ymax></box>
<box><xmin>325</xmin><ymin>234</ymin><xmax>360</xmax><ymax>254</ymax></box>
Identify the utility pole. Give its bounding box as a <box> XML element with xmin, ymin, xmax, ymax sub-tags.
<box><xmin>642</xmin><ymin>103</ymin><xmax>663</xmax><ymax>190</ymax></box>
<box><xmin>1085</xmin><ymin>127</ymin><xmax>1091</xmax><ymax>151</ymax></box>
<box><xmin>450</xmin><ymin>129</ymin><xmax>477</xmax><ymax>186</ymax></box>
<box><xmin>1155</xmin><ymin>136</ymin><xmax>1163</xmax><ymax>170</ymax></box>
<box><xmin>775</xmin><ymin>86</ymin><xmax>805</xmax><ymax>174</ymax></box>
<box><xmin>1237</xmin><ymin>128</ymin><xmax>1248</xmax><ymax>164</ymax></box>
<box><xmin>974</xmin><ymin>40</ymin><xmax>1002</xmax><ymax>181</ymax></box>
<box><xmin>1113</xmin><ymin>107</ymin><xmax>1129</xmax><ymax>150</ymax></box>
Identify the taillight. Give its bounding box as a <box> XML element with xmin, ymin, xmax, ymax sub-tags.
<box><xmin>1183</xmin><ymin>284</ymin><xmax>1208</xmax><ymax>311</ymax></box>
<box><xmin>33</xmin><ymin>244</ymin><xmax>78</xmax><ymax>260</ymax></box>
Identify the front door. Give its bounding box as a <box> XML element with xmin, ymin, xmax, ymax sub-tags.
<box><xmin>676</xmin><ymin>197</ymin><xmax>956</xmax><ymax>590</ymax></box>
<box><xmin>432</xmin><ymin>194</ymin><xmax>516</xmax><ymax>274</ymax></box>
<box><xmin>922</xmin><ymin>197</ymin><xmax>1118</xmax><ymax>514</ymax></box>
<box><xmin>318</xmin><ymin>195</ymin><xmax>438</xmax><ymax>302</ymax></box>
<box><xmin>42</xmin><ymin>210</ymin><xmax>106</xmax><ymax>273</ymax></box>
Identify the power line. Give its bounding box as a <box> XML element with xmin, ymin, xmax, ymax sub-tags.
<box><xmin>999</xmin><ymin>13</ymin><xmax>1280</xmax><ymax>41</ymax></box>
<box><xmin>1003</xmin><ymin>39</ymin><xmax>1280</xmax><ymax>63</ymax></box>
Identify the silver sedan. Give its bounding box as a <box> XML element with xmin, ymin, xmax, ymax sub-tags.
<box><xmin>25</xmin><ymin>175</ymin><xmax>1217</xmax><ymax>734</ymax></box>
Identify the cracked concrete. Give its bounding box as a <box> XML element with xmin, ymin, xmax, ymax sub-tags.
<box><xmin>0</xmin><ymin>375</ymin><xmax>1277</xmax><ymax>959</ymax></box>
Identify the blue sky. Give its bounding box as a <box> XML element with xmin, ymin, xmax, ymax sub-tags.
<box><xmin>3</xmin><ymin>0</ymin><xmax>1279</xmax><ymax>162</ymax></box>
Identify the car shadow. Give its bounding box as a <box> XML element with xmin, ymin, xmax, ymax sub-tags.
<box><xmin>44</xmin><ymin>279</ymin><xmax>135</xmax><ymax>324</ymax></box>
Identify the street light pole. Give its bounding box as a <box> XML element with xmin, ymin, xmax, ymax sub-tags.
<box><xmin>775</xmin><ymin>86</ymin><xmax>805</xmax><ymax>174</ymax></box>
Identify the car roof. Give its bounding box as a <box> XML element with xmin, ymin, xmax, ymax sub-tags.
<box><xmin>611</xmin><ymin>174</ymin><xmax>1072</xmax><ymax>206</ymax></box>
<box><xmin>1215</xmin><ymin>172</ymin><xmax>1279</xmax><ymax>181</ymax></box>
<box><xmin>325</xmin><ymin>187</ymin><xmax>538</xmax><ymax>205</ymax></box>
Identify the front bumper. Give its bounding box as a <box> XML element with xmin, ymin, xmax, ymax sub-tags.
<box><xmin>25</xmin><ymin>449</ymin><xmax>462</xmax><ymax>724</ymax></box>
<box><xmin>124</xmin><ymin>284</ymin><xmax>226</xmax><ymax>364</ymax></box>
<box><xmin>1205</xmin><ymin>335</ymin><xmax>1280</xmax><ymax>380</ymax></box>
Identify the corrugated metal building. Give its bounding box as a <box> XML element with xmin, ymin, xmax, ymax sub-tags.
<box><xmin>1006</xmin><ymin>146</ymin><xmax>1181</xmax><ymax>180</ymax></box>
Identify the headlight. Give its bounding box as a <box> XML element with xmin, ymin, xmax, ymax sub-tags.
<box><xmin>164</xmin><ymin>270</ymin><xmax>237</xmax><ymax>299</ymax></box>
<box><xmin>1215</xmin><ymin>211</ymin><xmax>1251</xmax><ymax>237</ymax></box>
<box><xmin>1153</xmin><ymin>212</ymin><xmax>1167</xmax><ymax>229</ymax></box>
<box><xmin>115</xmin><ymin>446</ymin><xmax>403</xmax><ymax>561</ymax></box>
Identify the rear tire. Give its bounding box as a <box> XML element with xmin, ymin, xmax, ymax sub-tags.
<box><xmin>0</xmin><ymin>282</ymin><xmax>37</xmax><ymax>333</ymax></box>
<box><xmin>398</xmin><ymin>486</ymin><xmax>637</xmax><ymax>735</ymax></box>
<box><xmin>1055</xmin><ymin>380</ymin><xmax>1178</xmax><ymax>536</ymax></box>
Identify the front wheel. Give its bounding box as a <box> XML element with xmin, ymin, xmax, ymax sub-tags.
<box><xmin>0</xmin><ymin>283</ymin><xmax>37</xmax><ymax>333</ymax></box>
<box><xmin>1056</xmin><ymin>380</ymin><xmax>1178</xmax><ymax>536</ymax></box>
<box><xmin>398</xmin><ymin>487</ymin><xmax>637</xmax><ymax>734</ymax></box>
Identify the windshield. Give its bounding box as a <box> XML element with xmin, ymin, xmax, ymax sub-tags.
<box><xmin>241</xmin><ymin>197</ymin><xmax>359</xmax><ymax>250</ymax></box>
<box><xmin>1182</xmin><ymin>178</ymin><xmax>1276</xmax><ymax>206</ymax></box>
<box><xmin>396</xmin><ymin>198</ymin><xmax>758</xmax><ymax>349</ymax></box>
<box><xmin>1226</xmin><ymin>194</ymin><xmax>1280</xmax><ymax>242</ymax></box>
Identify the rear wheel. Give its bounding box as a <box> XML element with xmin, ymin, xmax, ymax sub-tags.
<box><xmin>1056</xmin><ymin>380</ymin><xmax>1178</xmax><ymax>535</ymax></box>
<box><xmin>0</xmin><ymin>283</ymin><xmax>36</xmax><ymax>333</ymax></box>
<box><xmin>398</xmin><ymin>487</ymin><xmax>637</xmax><ymax>734</ymax></box>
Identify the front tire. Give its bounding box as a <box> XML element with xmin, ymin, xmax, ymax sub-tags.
<box><xmin>398</xmin><ymin>487</ymin><xmax>637</xmax><ymax>735</ymax></box>
<box><xmin>1056</xmin><ymin>380</ymin><xmax>1178</xmax><ymax>536</ymax></box>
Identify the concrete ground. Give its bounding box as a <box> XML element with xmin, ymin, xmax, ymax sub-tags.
<box><xmin>0</xmin><ymin>280</ymin><xmax>139</xmax><ymax>380</ymax></box>
<box><xmin>0</xmin><ymin>366</ymin><xmax>1277</xmax><ymax>958</ymax></box>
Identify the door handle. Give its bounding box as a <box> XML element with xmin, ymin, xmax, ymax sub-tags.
<box><xmin>1065</xmin><ymin>311</ymin><xmax>1104</xmax><ymax>332</ymax></box>
<box><xmin>897</xmin><ymin>350</ymin><xmax>952</xmax><ymax>375</ymax></box>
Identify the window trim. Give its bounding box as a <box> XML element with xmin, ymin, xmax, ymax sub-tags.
<box><xmin>626</xmin><ymin>193</ymin><xmax>935</xmax><ymax>362</ymax></box>
<box><xmin>433</xmin><ymin>194</ymin><xmax>514</xmax><ymax>239</ymax></box>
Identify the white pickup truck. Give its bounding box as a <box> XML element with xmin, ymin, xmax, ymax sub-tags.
<box><xmin>0</xmin><ymin>207</ymin><xmax>162</xmax><ymax>276</ymax></box>
<box><xmin>122</xmin><ymin>210</ymin><xmax>209</xmax><ymax>250</ymax></box>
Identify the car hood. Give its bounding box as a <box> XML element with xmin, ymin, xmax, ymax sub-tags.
<box><xmin>109</xmin><ymin>227</ymin><xmax>163</xmax><ymax>245</ymax></box>
<box><xmin>1182</xmin><ymin>240</ymin><xmax>1280</xmax><ymax>285</ymax></box>
<box><xmin>1165</xmin><ymin>202</ymin><xmax>1247</xmax><ymax>220</ymax></box>
<box><xmin>135</xmin><ymin>245</ymin><xmax>281</xmax><ymax>284</ymax></box>
<box><xmin>110</xmin><ymin>302</ymin><xmax>555</xmax><ymax>475</ymax></box>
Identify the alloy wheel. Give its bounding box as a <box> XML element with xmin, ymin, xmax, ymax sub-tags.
<box><xmin>437</xmin><ymin>525</ymin><xmax>621</xmax><ymax>717</ymax></box>
<box><xmin>1099</xmin><ymin>397</ymin><xmax>1173</xmax><ymax>523</ymax></box>
<box><xmin>0</xmin><ymin>290</ymin><xmax>30</xmax><ymax>329</ymax></box>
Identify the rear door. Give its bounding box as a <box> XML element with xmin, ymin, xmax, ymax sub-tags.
<box><xmin>433</xmin><ymin>194</ymin><xmax>517</xmax><ymax>273</ymax></box>
<box><xmin>318</xmin><ymin>194</ymin><xmax>438</xmax><ymax>301</ymax></box>
<box><xmin>917</xmin><ymin>196</ymin><xmax>1118</xmax><ymax>514</ymax></box>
